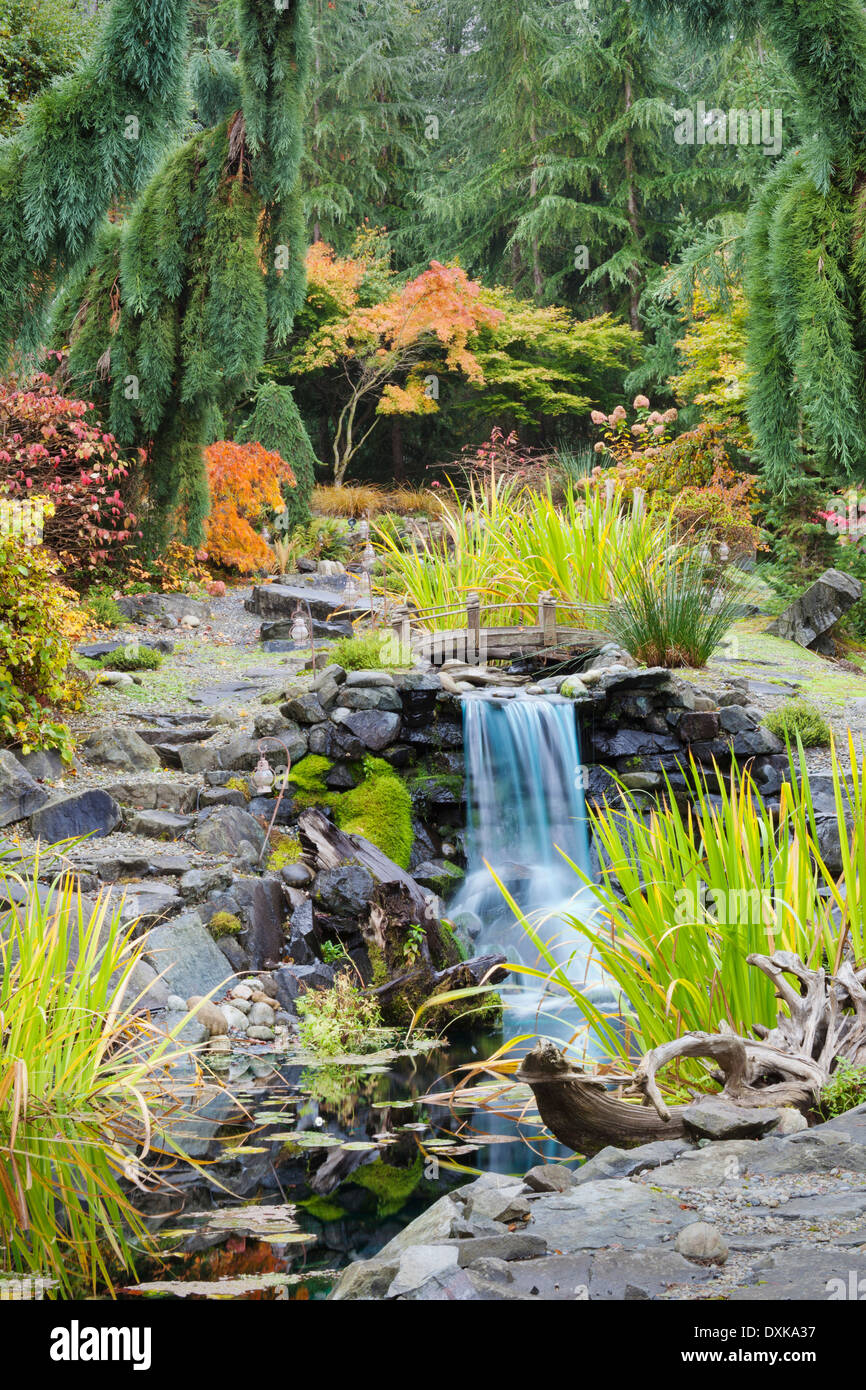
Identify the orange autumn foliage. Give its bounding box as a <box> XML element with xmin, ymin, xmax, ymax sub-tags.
<box><xmin>204</xmin><ymin>440</ymin><xmax>296</xmax><ymax>573</ymax></box>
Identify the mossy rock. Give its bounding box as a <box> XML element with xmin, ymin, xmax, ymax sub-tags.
<box><xmin>208</xmin><ymin>911</ymin><xmax>243</xmax><ymax>939</ymax></box>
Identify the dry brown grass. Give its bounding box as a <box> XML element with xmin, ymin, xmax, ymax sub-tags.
<box><xmin>312</xmin><ymin>484</ymin><xmax>443</xmax><ymax>518</ymax></box>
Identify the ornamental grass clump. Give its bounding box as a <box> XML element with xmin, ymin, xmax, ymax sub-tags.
<box><xmin>0</xmin><ymin>856</ymin><xmax>207</xmax><ymax>1296</ymax></box>
<box><xmin>501</xmin><ymin>737</ymin><xmax>866</xmax><ymax>1068</ymax></box>
<box><xmin>604</xmin><ymin>521</ymin><xmax>745</xmax><ymax>668</ymax></box>
<box><xmin>764</xmin><ymin>700</ymin><xmax>831</xmax><ymax>747</ymax></box>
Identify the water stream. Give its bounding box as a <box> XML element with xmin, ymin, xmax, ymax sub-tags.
<box><xmin>449</xmin><ymin>692</ymin><xmax>608</xmax><ymax>1045</ymax></box>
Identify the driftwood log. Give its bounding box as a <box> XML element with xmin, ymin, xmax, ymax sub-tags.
<box><xmin>517</xmin><ymin>951</ymin><xmax>866</xmax><ymax>1154</ymax></box>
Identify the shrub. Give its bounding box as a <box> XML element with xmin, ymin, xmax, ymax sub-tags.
<box><xmin>85</xmin><ymin>589</ymin><xmax>124</xmax><ymax>628</ymax></box>
<box><xmin>818</xmin><ymin>1061</ymin><xmax>866</xmax><ymax>1119</ymax></box>
<box><xmin>94</xmin><ymin>644</ymin><xmax>162</xmax><ymax>673</ymax></box>
<box><xmin>0</xmin><ymin>364</ymin><xmax>136</xmax><ymax>573</ymax></box>
<box><xmin>764</xmin><ymin>701</ymin><xmax>831</xmax><ymax>747</ymax></box>
<box><xmin>296</xmin><ymin>973</ymin><xmax>387</xmax><ymax>1055</ymax></box>
<box><xmin>0</xmin><ymin>535</ymin><xmax>80</xmax><ymax>756</ymax></box>
<box><xmin>203</xmin><ymin>440</ymin><xmax>296</xmax><ymax>573</ymax></box>
<box><xmin>330</xmin><ymin>632</ymin><xmax>404</xmax><ymax>670</ymax></box>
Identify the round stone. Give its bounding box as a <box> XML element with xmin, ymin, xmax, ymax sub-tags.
<box><xmin>675</xmin><ymin>1222</ymin><xmax>729</xmax><ymax>1265</ymax></box>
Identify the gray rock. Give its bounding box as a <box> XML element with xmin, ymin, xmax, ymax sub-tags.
<box><xmin>124</xmin><ymin>809</ymin><xmax>193</xmax><ymax>841</ymax></box>
<box><xmin>104</xmin><ymin>780</ymin><xmax>197</xmax><ymax>814</ymax></box>
<box><xmin>523</xmin><ymin>1164</ymin><xmax>579</xmax><ymax>1194</ymax></box>
<box><xmin>247</xmin><ymin>1024</ymin><xmax>275</xmax><ymax>1041</ymax></box>
<box><xmin>247</xmin><ymin>582</ymin><xmax>366</xmax><ymax>624</ymax></box>
<box><xmin>680</xmin><ymin>1097</ymin><xmax>783</xmax><ymax>1141</ymax></box>
<box><xmin>287</xmin><ymin>897</ymin><xmax>317</xmax><ymax>964</ymax></box>
<box><xmin>30</xmin><ymin>789</ymin><xmax>121</xmax><ymax>842</ymax></box>
<box><xmin>727</xmin><ymin>1249</ymin><xmax>866</xmax><ymax>1301</ymax></box>
<box><xmin>307</xmin><ymin>721</ymin><xmax>364</xmax><ymax>759</ymax></box>
<box><xmin>117</xmin><ymin>591</ymin><xmax>209</xmax><ymax>623</ymax></box>
<box><xmin>273</xmin><ymin>961</ymin><xmax>335</xmax><ymax>1009</ymax></box>
<box><xmin>675</xmin><ymin>1222</ymin><xmax>729</xmax><ymax>1264</ymax></box>
<box><xmin>337</xmin><ymin>709</ymin><xmax>401</xmax><ymax>751</ymax></box>
<box><xmin>82</xmin><ymin>727</ymin><xmax>161</xmax><ymax>774</ymax></box>
<box><xmin>719</xmin><ymin>704</ymin><xmax>759</xmax><ymax>734</ymax></box>
<box><xmin>589</xmin><ymin>1247</ymin><xmax>717</xmax><ymax>1299</ymax></box>
<box><xmin>465</xmin><ymin>1187</ymin><xmax>531</xmax><ymax>1224</ymax></box>
<box><xmin>412</xmin><ymin>860</ymin><xmax>465</xmax><ymax>895</ymax></box>
<box><xmin>142</xmin><ymin>912</ymin><xmax>233</xmax><ymax>1000</ymax></box>
<box><xmin>192</xmin><ymin>806</ymin><xmax>266</xmax><ymax>857</ymax></box>
<box><xmin>573</xmin><ymin>1139</ymin><xmax>694</xmax><ymax>1185</ymax></box>
<box><xmin>281</xmin><ymin>693</ymin><xmax>328</xmax><ymax>725</ymax></box>
<box><xmin>228</xmin><ymin>876</ymin><xmax>287</xmax><ymax>968</ymax></box>
<box><xmin>337</xmin><ymin>686</ymin><xmax>403</xmax><ymax>713</ymax></box>
<box><xmin>178</xmin><ymin>742</ymin><xmax>221</xmax><ymax>774</ymax></box>
<box><xmin>13</xmin><ymin>748</ymin><xmax>66</xmax><ymax>781</ymax></box>
<box><xmin>312</xmin><ymin>866</ymin><xmax>375</xmax><ymax>917</ymax></box>
<box><xmin>0</xmin><ymin>749</ymin><xmax>48</xmax><ymax>826</ymax></box>
<box><xmin>766</xmin><ymin>568</ymin><xmax>862</xmax><ymax>651</ymax></box>
<box><xmin>388</xmin><ymin>1245</ymin><xmax>458</xmax><ymax>1297</ymax></box>
<box><xmin>248</xmin><ymin>1000</ymin><xmax>276</xmax><ymax>1026</ymax></box>
<box><xmin>198</xmin><ymin>787</ymin><xmax>246</xmax><ymax>810</ymax></box>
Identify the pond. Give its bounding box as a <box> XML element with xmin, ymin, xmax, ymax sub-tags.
<box><xmin>124</xmin><ymin>1028</ymin><xmax>574</xmax><ymax>1301</ymax></box>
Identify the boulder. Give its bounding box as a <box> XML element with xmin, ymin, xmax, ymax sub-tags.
<box><xmin>766</xmin><ymin>568</ymin><xmax>862</xmax><ymax>652</ymax></box>
<box><xmin>192</xmin><ymin>805</ymin><xmax>266</xmax><ymax>857</ymax></box>
<box><xmin>13</xmin><ymin>748</ymin><xmax>66</xmax><ymax>781</ymax></box>
<box><xmin>336</xmin><ymin>709</ymin><xmax>401</xmax><ymax>751</ymax></box>
<box><xmin>680</xmin><ymin>1097</ymin><xmax>784</xmax><ymax>1141</ymax></box>
<box><xmin>281</xmin><ymin>692</ymin><xmax>328</xmax><ymax>725</ymax></box>
<box><xmin>104</xmin><ymin>780</ymin><xmax>198</xmax><ymax>814</ymax></box>
<box><xmin>30</xmin><ymin>789</ymin><xmax>121</xmax><ymax>842</ymax></box>
<box><xmin>312</xmin><ymin>865</ymin><xmax>375</xmax><ymax>917</ymax></box>
<box><xmin>117</xmin><ymin>591</ymin><xmax>209</xmax><ymax>623</ymax></box>
<box><xmin>82</xmin><ymin>728</ymin><xmax>161</xmax><ymax>773</ymax></box>
<box><xmin>141</xmin><ymin>912</ymin><xmax>233</xmax><ymax>1000</ymax></box>
<box><xmin>0</xmin><ymin>749</ymin><xmax>48</xmax><ymax>826</ymax></box>
<box><xmin>124</xmin><ymin>810</ymin><xmax>193</xmax><ymax>841</ymax></box>
<box><xmin>246</xmin><ymin>582</ymin><xmax>366</xmax><ymax>624</ymax></box>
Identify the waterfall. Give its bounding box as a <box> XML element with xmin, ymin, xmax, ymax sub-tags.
<box><xmin>449</xmin><ymin>693</ymin><xmax>609</xmax><ymax>1038</ymax></box>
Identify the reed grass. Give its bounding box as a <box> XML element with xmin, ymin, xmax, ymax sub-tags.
<box><xmin>499</xmin><ymin>743</ymin><xmax>863</xmax><ymax>1066</ymax></box>
<box><xmin>0</xmin><ymin>858</ymin><xmax>208</xmax><ymax>1296</ymax></box>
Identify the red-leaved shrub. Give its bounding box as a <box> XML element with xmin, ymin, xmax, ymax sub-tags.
<box><xmin>0</xmin><ymin>357</ymin><xmax>137</xmax><ymax>572</ymax></box>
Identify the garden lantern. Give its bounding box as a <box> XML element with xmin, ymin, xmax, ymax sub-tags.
<box><xmin>251</xmin><ymin>754</ymin><xmax>274</xmax><ymax>797</ymax></box>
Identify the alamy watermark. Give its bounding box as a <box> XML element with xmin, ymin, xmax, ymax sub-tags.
<box><xmin>673</xmin><ymin>101</ymin><xmax>783</xmax><ymax>158</ymax></box>
<box><xmin>0</xmin><ymin>497</ymin><xmax>45</xmax><ymax>545</ymax></box>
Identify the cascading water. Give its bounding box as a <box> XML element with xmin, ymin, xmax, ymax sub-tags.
<box><xmin>449</xmin><ymin>692</ymin><xmax>612</xmax><ymax>1045</ymax></box>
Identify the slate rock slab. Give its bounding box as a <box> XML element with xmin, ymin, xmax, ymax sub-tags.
<box><xmin>30</xmin><ymin>789</ymin><xmax>121</xmax><ymax>842</ymax></box>
<box><xmin>82</xmin><ymin>727</ymin><xmax>161</xmax><ymax>774</ymax></box>
<box><xmin>0</xmin><ymin>749</ymin><xmax>48</xmax><ymax>826</ymax></box>
<box><xmin>192</xmin><ymin>805</ymin><xmax>265</xmax><ymax>856</ymax></box>
<box><xmin>766</xmin><ymin>568</ymin><xmax>862</xmax><ymax>652</ymax></box>
<box><xmin>142</xmin><ymin>912</ymin><xmax>233</xmax><ymax>1000</ymax></box>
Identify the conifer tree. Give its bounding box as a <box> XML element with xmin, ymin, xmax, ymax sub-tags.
<box><xmin>0</xmin><ymin>0</ymin><xmax>194</xmax><ymax>352</ymax></box>
<box><xmin>47</xmin><ymin>0</ymin><xmax>314</xmax><ymax>546</ymax></box>
<box><xmin>636</xmin><ymin>0</ymin><xmax>866</xmax><ymax>494</ymax></box>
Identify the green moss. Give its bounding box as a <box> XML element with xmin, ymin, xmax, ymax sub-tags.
<box><xmin>763</xmin><ymin>700</ymin><xmax>831</xmax><ymax>747</ymax></box>
<box><xmin>286</xmin><ymin>754</ymin><xmax>333</xmax><ymax>808</ymax></box>
<box><xmin>225</xmin><ymin>775</ymin><xmax>250</xmax><ymax>801</ymax></box>
<box><xmin>299</xmin><ymin>1195</ymin><xmax>346</xmax><ymax>1223</ymax></box>
<box><xmin>349</xmin><ymin>1154</ymin><xmax>424</xmax><ymax>1217</ymax></box>
<box><xmin>267</xmin><ymin>833</ymin><xmax>302</xmax><ymax>870</ymax></box>
<box><xmin>335</xmin><ymin>757</ymin><xmax>414</xmax><ymax>868</ymax></box>
<box><xmin>209</xmin><ymin>911</ymin><xmax>243</xmax><ymax>939</ymax></box>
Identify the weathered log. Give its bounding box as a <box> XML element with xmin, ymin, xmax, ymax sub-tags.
<box><xmin>298</xmin><ymin>809</ymin><xmax>431</xmax><ymax>917</ymax></box>
<box><xmin>517</xmin><ymin>950</ymin><xmax>866</xmax><ymax>1154</ymax></box>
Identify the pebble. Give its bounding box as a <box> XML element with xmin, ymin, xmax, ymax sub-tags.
<box><xmin>249</xmin><ymin>1000</ymin><xmax>276</xmax><ymax>1026</ymax></box>
<box><xmin>247</xmin><ymin>1025</ymin><xmax>275</xmax><ymax>1041</ymax></box>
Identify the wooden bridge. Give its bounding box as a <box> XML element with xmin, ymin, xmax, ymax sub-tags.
<box><xmin>388</xmin><ymin>592</ymin><xmax>609</xmax><ymax>667</ymax></box>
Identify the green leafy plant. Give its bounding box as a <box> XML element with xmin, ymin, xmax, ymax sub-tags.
<box><xmin>320</xmin><ymin>940</ymin><xmax>350</xmax><ymax>966</ymax></box>
<box><xmin>0</xmin><ymin>535</ymin><xmax>80</xmax><ymax>756</ymax></box>
<box><xmin>296</xmin><ymin>973</ymin><xmax>389</xmax><ymax>1056</ymax></box>
<box><xmin>95</xmin><ymin>644</ymin><xmax>162</xmax><ymax>673</ymax></box>
<box><xmin>330</xmin><ymin>632</ymin><xmax>404</xmax><ymax>671</ymax></box>
<box><xmin>604</xmin><ymin>522</ymin><xmax>747</xmax><ymax>668</ymax></box>
<box><xmin>817</xmin><ymin>1061</ymin><xmax>866</xmax><ymax>1119</ymax></box>
<box><xmin>85</xmin><ymin>589</ymin><xmax>125</xmax><ymax>629</ymax></box>
<box><xmin>500</xmin><ymin>745</ymin><xmax>866</xmax><ymax>1070</ymax></box>
<box><xmin>764</xmin><ymin>700</ymin><xmax>831</xmax><ymax>748</ymax></box>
